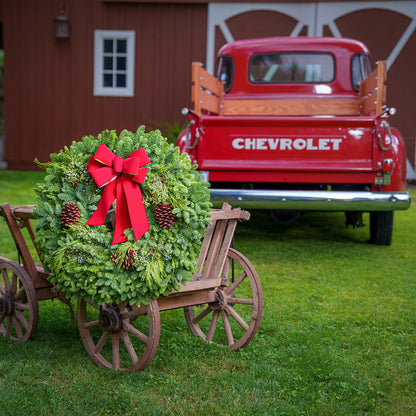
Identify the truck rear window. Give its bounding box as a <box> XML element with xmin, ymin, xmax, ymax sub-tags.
<box><xmin>249</xmin><ymin>53</ymin><xmax>334</xmax><ymax>84</ymax></box>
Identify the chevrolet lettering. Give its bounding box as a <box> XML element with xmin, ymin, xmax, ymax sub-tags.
<box><xmin>231</xmin><ymin>137</ymin><xmax>343</xmax><ymax>151</ymax></box>
<box><xmin>177</xmin><ymin>37</ymin><xmax>410</xmax><ymax>245</ymax></box>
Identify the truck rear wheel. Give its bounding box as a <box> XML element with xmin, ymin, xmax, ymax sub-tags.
<box><xmin>269</xmin><ymin>209</ymin><xmax>302</xmax><ymax>224</ymax></box>
<box><xmin>369</xmin><ymin>211</ymin><xmax>393</xmax><ymax>246</ymax></box>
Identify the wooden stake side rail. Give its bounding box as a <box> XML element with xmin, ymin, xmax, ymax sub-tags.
<box><xmin>192</xmin><ymin>62</ymin><xmax>224</xmax><ymax>116</ymax></box>
<box><xmin>191</xmin><ymin>60</ymin><xmax>387</xmax><ymax>117</ymax></box>
<box><xmin>359</xmin><ymin>60</ymin><xmax>387</xmax><ymax>116</ymax></box>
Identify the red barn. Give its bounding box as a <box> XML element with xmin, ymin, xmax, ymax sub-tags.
<box><xmin>0</xmin><ymin>0</ymin><xmax>416</xmax><ymax>178</ymax></box>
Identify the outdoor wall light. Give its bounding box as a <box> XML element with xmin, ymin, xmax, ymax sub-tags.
<box><xmin>54</xmin><ymin>5</ymin><xmax>70</xmax><ymax>38</ymax></box>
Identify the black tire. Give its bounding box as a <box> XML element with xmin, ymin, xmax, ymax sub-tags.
<box><xmin>269</xmin><ymin>209</ymin><xmax>302</xmax><ymax>224</ymax></box>
<box><xmin>370</xmin><ymin>211</ymin><xmax>393</xmax><ymax>246</ymax></box>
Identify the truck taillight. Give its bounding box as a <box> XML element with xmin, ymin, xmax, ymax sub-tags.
<box><xmin>383</xmin><ymin>159</ymin><xmax>393</xmax><ymax>173</ymax></box>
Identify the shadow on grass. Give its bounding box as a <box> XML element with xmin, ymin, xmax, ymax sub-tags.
<box><xmin>235</xmin><ymin>209</ymin><xmax>370</xmax><ymax>245</ymax></box>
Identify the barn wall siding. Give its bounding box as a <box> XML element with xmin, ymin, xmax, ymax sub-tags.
<box><xmin>3</xmin><ymin>0</ymin><xmax>207</xmax><ymax>169</ymax></box>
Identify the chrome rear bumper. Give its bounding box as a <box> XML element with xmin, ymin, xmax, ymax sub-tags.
<box><xmin>209</xmin><ymin>189</ymin><xmax>411</xmax><ymax>211</ymax></box>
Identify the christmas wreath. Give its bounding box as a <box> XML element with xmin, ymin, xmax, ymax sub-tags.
<box><xmin>34</xmin><ymin>127</ymin><xmax>212</xmax><ymax>305</ymax></box>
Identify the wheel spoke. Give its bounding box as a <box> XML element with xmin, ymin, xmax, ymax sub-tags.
<box><xmin>112</xmin><ymin>333</ymin><xmax>120</xmax><ymax>370</ymax></box>
<box><xmin>221</xmin><ymin>310</ymin><xmax>234</xmax><ymax>346</ymax></box>
<box><xmin>15</xmin><ymin>302</ymin><xmax>30</xmax><ymax>311</ymax></box>
<box><xmin>206</xmin><ymin>310</ymin><xmax>219</xmax><ymax>342</ymax></box>
<box><xmin>192</xmin><ymin>305</ymin><xmax>212</xmax><ymax>325</ymax></box>
<box><xmin>2</xmin><ymin>269</ymin><xmax>10</xmax><ymax>291</ymax></box>
<box><xmin>120</xmin><ymin>330</ymin><xmax>139</xmax><ymax>365</ymax></box>
<box><xmin>14</xmin><ymin>288</ymin><xmax>26</xmax><ymax>301</ymax></box>
<box><xmin>12</xmin><ymin>316</ymin><xmax>23</xmax><ymax>339</ymax></box>
<box><xmin>83</xmin><ymin>319</ymin><xmax>100</xmax><ymax>329</ymax></box>
<box><xmin>225</xmin><ymin>271</ymin><xmax>246</xmax><ymax>295</ymax></box>
<box><xmin>124</xmin><ymin>321</ymin><xmax>148</xmax><ymax>344</ymax></box>
<box><xmin>94</xmin><ymin>331</ymin><xmax>110</xmax><ymax>354</ymax></box>
<box><xmin>121</xmin><ymin>305</ymin><xmax>147</xmax><ymax>320</ymax></box>
<box><xmin>228</xmin><ymin>297</ymin><xmax>253</xmax><ymax>305</ymax></box>
<box><xmin>224</xmin><ymin>304</ymin><xmax>249</xmax><ymax>331</ymax></box>
<box><xmin>10</xmin><ymin>273</ymin><xmax>18</xmax><ymax>296</ymax></box>
<box><xmin>14</xmin><ymin>310</ymin><xmax>29</xmax><ymax>331</ymax></box>
<box><xmin>5</xmin><ymin>316</ymin><xmax>12</xmax><ymax>337</ymax></box>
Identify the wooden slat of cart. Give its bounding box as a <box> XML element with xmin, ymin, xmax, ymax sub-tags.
<box><xmin>1</xmin><ymin>203</ymin><xmax>39</xmax><ymax>279</ymax></box>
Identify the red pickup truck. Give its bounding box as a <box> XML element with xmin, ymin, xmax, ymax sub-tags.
<box><xmin>177</xmin><ymin>37</ymin><xmax>411</xmax><ymax>245</ymax></box>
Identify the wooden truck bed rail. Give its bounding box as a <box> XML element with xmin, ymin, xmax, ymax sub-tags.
<box><xmin>191</xmin><ymin>61</ymin><xmax>387</xmax><ymax>117</ymax></box>
<box><xmin>359</xmin><ymin>60</ymin><xmax>387</xmax><ymax>116</ymax></box>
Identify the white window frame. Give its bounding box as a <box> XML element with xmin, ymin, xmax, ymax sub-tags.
<box><xmin>94</xmin><ymin>30</ymin><xmax>135</xmax><ymax>97</ymax></box>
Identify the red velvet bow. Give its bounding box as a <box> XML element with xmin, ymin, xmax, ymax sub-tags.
<box><xmin>86</xmin><ymin>143</ymin><xmax>150</xmax><ymax>245</ymax></box>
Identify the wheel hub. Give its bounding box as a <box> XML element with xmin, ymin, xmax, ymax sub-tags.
<box><xmin>210</xmin><ymin>289</ymin><xmax>227</xmax><ymax>311</ymax></box>
<box><xmin>99</xmin><ymin>305</ymin><xmax>123</xmax><ymax>332</ymax></box>
<box><xmin>0</xmin><ymin>294</ymin><xmax>15</xmax><ymax>316</ymax></box>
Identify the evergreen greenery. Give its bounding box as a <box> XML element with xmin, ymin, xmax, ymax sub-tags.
<box><xmin>33</xmin><ymin>127</ymin><xmax>211</xmax><ymax>305</ymax></box>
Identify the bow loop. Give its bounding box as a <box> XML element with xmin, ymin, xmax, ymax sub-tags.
<box><xmin>122</xmin><ymin>156</ymin><xmax>140</xmax><ymax>176</ymax></box>
<box><xmin>86</xmin><ymin>143</ymin><xmax>150</xmax><ymax>245</ymax></box>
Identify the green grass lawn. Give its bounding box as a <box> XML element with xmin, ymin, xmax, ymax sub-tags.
<box><xmin>1</xmin><ymin>170</ymin><xmax>415</xmax><ymax>415</ymax></box>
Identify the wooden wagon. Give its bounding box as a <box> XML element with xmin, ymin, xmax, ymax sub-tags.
<box><xmin>0</xmin><ymin>202</ymin><xmax>263</xmax><ymax>371</ymax></box>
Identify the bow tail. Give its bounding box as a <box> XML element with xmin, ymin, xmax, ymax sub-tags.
<box><xmin>113</xmin><ymin>181</ymin><xmax>130</xmax><ymax>244</ymax></box>
<box><xmin>118</xmin><ymin>178</ymin><xmax>150</xmax><ymax>244</ymax></box>
<box><xmin>86</xmin><ymin>181</ymin><xmax>116</xmax><ymax>226</ymax></box>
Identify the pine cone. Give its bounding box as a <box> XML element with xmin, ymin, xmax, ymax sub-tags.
<box><xmin>111</xmin><ymin>250</ymin><xmax>137</xmax><ymax>270</ymax></box>
<box><xmin>155</xmin><ymin>203</ymin><xmax>176</xmax><ymax>230</ymax></box>
<box><xmin>61</xmin><ymin>202</ymin><xmax>81</xmax><ymax>228</ymax></box>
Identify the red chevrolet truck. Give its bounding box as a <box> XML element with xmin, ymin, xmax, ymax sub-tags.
<box><xmin>176</xmin><ymin>37</ymin><xmax>411</xmax><ymax>245</ymax></box>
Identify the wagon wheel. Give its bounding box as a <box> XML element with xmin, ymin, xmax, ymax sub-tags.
<box><xmin>77</xmin><ymin>298</ymin><xmax>160</xmax><ymax>372</ymax></box>
<box><xmin>184</xmin><ymin>248</ymin><xmax>263</xmax><ymax>350</ymax></box>
<box><xmin>0</xmin><ymin>259</ymin><xmax>39</xmax><ymax>342</ymax></box>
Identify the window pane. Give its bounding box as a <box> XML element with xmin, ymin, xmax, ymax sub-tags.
<box><xmin>116</xmin><ymin>73</ymin><xmax>126</xmax><ymax>87</ymax></box>
<box><xmin>117</xmin><ymin>57</ymin><xmax>126</xmax><ymax>71</ymax></box>
<box><xmin>103</xmin><ymin>39</ymin><xmax>113</xmax><ymax>53</ymax></box>
<box><xmin>103</xmin><ymin>73</ymin><xmax>113</xmax><ymax>87</ymax></box>
<box><xmin>249</xmin><ymin>53</ymin><xmax>334</xmax><ymax>83</ymax></box>
<box><xmin>117</xmin><ymin>39</ymin><xmax>127</xmax><ymax>53</ymax></box>
<box><xmin>103</xmin><ymin>56</ymin><xmax>113</xmax><ymax>70</ymax></box>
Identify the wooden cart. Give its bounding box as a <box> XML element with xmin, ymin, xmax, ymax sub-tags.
<box><xmin>0</xmin><ymin>202</ymin><xmax>263</xmax><ymax>371</ymax></box>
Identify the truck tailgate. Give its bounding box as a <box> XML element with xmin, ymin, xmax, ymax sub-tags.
<box><xmin>198</xmin><ymin>116</ymin><xmax>376</xmax><ymax>177</ymax></box>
